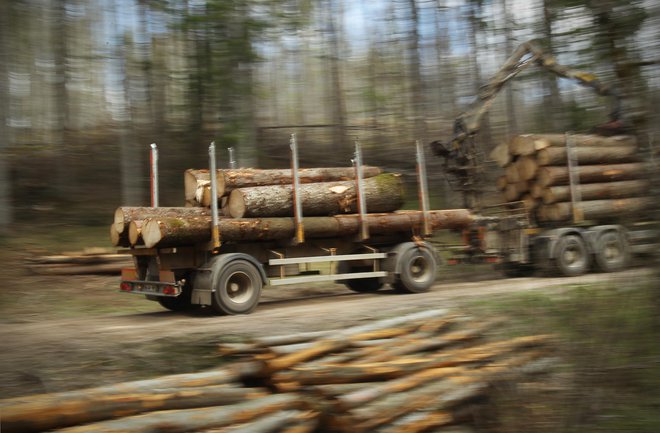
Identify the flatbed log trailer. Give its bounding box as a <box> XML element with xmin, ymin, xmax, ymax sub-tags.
<box><xmin>117</xmin><ymin>140</ymin><xmax>474</xmax><ymax>314</ymax></box>
<box><xmin>432</xmin><ymin>40</ymin><xmax>657</xmax><ymax>278</ymax></box>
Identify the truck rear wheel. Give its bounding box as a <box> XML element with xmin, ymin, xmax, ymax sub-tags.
<box><xmin>212</xmin><ymin>260</ymin><xmax>262</xmax><ymax>315</ymax></box>
<box><xmin>553</xmin><ymin>234</ymin><xmax>589</xmax><ymax>277</ymax></box>
<box><xmin>336</xmin><ymin>262</ymin><xmax>384</xmax><ymax>293</ymax></box>
<box><xmin>594</xmin><ymin>230</ymin><xmax>629</xmax><ymax>272</ymax></box>
<box><xmin>392</xmin><ymin>245</ymin><xmax>437</xmax><ymax>293</ymax></box>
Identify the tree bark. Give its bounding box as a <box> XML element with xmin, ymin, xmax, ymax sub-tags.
<box><xmin>140</xmin><ymin>210</ymin><xmax>474</xmax><ymax>248</ymax></box>
<box><xmin>541</xmin><ymin>180</ymin><xmax>649</xmax><ymax>204</ymax></box>
<box><xmin>185</xmin><ymin>167</ymin><xmax>383</xmax><ymax>204</ymax></box>
<box><xmin>30</xmin><ymin>393</ymin><xmax>306</xmax><ymax>433</ymax></box>
<box><xmin>0</xmin><ymin>367</ymin><xmax>257</xmax><ymax>433</ymax></box>
<box><xmin>535</xmin><ymin>163</ymin><xmax>644</xmax><ymax>187</ymax></box>
<box><xmin>509</xmin><ymin>134</ymin><xmax>636</xmax><ymax>156</ymax></box>
<box><xmin>536</xmin><ymin>146</ymin><xmax>638</xmax><ymax>166</ymax></box>
<box><xmin>227</xmin><ymin>174</ymin><xmax>404</xmax><ymax>218</ymax></box>
<box><xmin>114</xmin><ymin>207</ymin><xmax>211</xmax><ymax>234</ymax></box>
<box><xmin>543</xmin><ymin>197</ymin><xmax>652</xmax><ymax>222</ymax></box>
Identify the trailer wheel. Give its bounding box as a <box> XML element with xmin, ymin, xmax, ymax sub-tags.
<box><xmin>336</xmin><ymin>262</ymin><xmax>384</xmax><ymax>293</ymax></box>
<box><xmin>157</xmin><ymin>293</ymin><xmax>192</xmax><ymax>312</ymax></box>
<box><xmin>501</xmin><ymin>262</ymin><xmax>535</xmax><ymax>278</ymax></box>
<box><xmin>392</xmin><ymin>246</ymin><xmax>437</xmax><ymax>293</ymax></box>
<box><xmin>212</xmin><ymin>260</ymin><xmax>262</xmax><ymax>315</ymax></box>
<box><xmin>553</xmin><ymin>234</ymin><xmax>589</xmax><ymax>277</ymax></box>
<box><xmin>594</xmin><ymin>230</ymin><xmax>629</xmax><ymax>272</ymax></box>
<box><xmin>157</xmin><ymin>273</ymin><xmax>194</xmax><ymax>312</ymax></box>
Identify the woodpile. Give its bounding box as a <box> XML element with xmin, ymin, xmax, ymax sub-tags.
<box><xmin>491</xmin><ymin>134</ymin><xmax>651</xmax><ymax>222</ymax></box>
<box><xmin>0</xmin><ymin>309</ymin><xmax>553</xmax><ymax>433</ymax></box>
<box><xmin>25</xmin><ymin>249</ymin><xmax>133</xmax><ymax>275</ymax></box>
<box><xmin>112</xmin><ymin>166</ymin><xmax>474</xmax><ymax>249</ymax></box>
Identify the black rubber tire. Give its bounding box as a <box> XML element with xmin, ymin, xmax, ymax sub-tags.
<box><xmin>336</xmin><ymin>262</ymin><xmax>384</xmax><ymax>293</ymax></box>
<box><xmin>156</xmin><ymin>272</ymin><xmax>194</xmax><ymax>312</ymax></box>
<box><xmin>212</xmin><ymin>260</ymin><xmax>262</xmax><ymax>315</ymax></box>
<box><xmin>553</xmin><ymin>234</ymin><xmax>590</xmax><ymax>277</ymax></box>
<box><xmin>500</xmin><ymin>262</ymin><xmax>535</xmax><ymax>278</ymax></box>
<box><xmin>392</xmin><ymin>246</ymin><xmax>437</xmax><ymax>293</ymax></box>
<box><xmin>157</xmin><ymin>292</ymin><xmax>192</xmax><ymax>312</ymax></box>
<box><xmin>594</xmin><ymin>230</ymin><xmax>630</xmax><ymax>272</ymax></box>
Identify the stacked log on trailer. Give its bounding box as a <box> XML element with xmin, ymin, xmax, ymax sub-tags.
<box><xmin>1</xmin><ymin>309</ymin><xmax>553</xmax><ymax>433</ymax></box>
<box><xmin>490</xmin><ymin>134</ymin><xmax>651</xmax><ymax>222</ymax></box>
<box><xmin>112</xmin><ymin>167</ymin><xmax>475</xmax><ymax>249</ymax></box>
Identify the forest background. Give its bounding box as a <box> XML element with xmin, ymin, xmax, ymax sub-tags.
<box><xmin>0</xmin><ymin>0</ymin><xmax>658</xmax><ymax>235</ymax></box>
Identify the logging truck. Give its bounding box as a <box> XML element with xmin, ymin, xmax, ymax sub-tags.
<box><xmin>432</xmin><ymin>40</ymin><xmax>657</xmax><ymax>277</ymax></box>
<box><xmin>114</xmin><ymin>141</ymin><xmax>475</xmax><ymax>314</ymax></box>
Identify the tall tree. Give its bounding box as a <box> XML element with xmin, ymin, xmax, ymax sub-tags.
<box><xmin>406</xmin><ymin>0</ymin><xmax>427</xmax><ymax>142</ymax></box>
<box><xmin>0</xmin><ymin>0</ymin><xmax>11</xmax><ymax>234</ymax></box>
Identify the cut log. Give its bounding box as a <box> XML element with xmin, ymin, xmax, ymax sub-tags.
<box><xmin>504</xmin><ymin>184</ymin><xmax>520</xmax><ymax>202</ymax></box>
<box><xmin>489</xmin><ymin>142</ymin><xmax>511</xmax><ymax>167</ymax></box>
<box><xmin>227</xmin><ymin>173</ymin><xmax>404</xmax><ymax>218</ymax></box>
<box><xmin>1</xmin><ymin>386</ymin><xmax>268</xmax><ymax>433</ymax></box>
<box><xmin>140</xmin><ymin>209</ymin><xmax>474</xmax><ymax>248</ymax></box>
<box><xmin>535</xmin><ymin>163</ymin><xmax>644</xmax><ymax>187</ymax></box>
<box><xmin>184</xmin><ymin>169</ymin><xmax>223</xmax><ymax>202</ymax></box>
<box><xmin>509</xmin><ymin>134</ymin><xmax>637</xmax><ymax>156</ymax></box>
<box><xmin>110</xmin><ymin>224</ymin><xmax>130</xmax><ymax>247</ymax></box>
<box><xmin>186</xmin><ymin>167</ymin><xmax>383</xmax><ymax>204</ymax></box>
<box><xmin>504</xmin><ymin>163</ymin><xmax>520</xmax><ymax>183</ymax></box>
<box><xmin>536</xmin><ymin>145</ymin><xmax>638</xmax><ymax>166</ymax></box>
<box><xmin>496</xmin><ymin>175</ymin><xmax>508</xmax><ymax>191</ymax></box>
<box><xmin>128</xmin><ymin>220</ymin><xmax>144</xmax><ymax>246</ymax></box>
<box><xmin>114</xmin><ymin>207</ymin><xmax>210</xmax><ymax>234</ymax></box>
<box><xmin>516</xmin><ymin>156</ymin><xmax>538</xmax><ymax>181</ymax></box>
<box><xmin>541</xmin><ymin>180</ymin><xmax>649</xmax><ymax>204</ymax></box>
<box><xmin>44</xmin><ymin>393</ymin><xmax>308</xmax><ymax>433</ymax></box>
<box><xmin>544</xmin><ymin>197</ymin><xmax>652</xmax><ymax>222</ymax></box>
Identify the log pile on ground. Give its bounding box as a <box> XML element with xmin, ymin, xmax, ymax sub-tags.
<box><xmin>0</xmin><ymin>309</ymin><xmax>553</xmax><ymax>433</ymax></box>
<box><xmin>112</xmin><ymin>166</ymin><xmax>474</xmax><ymax>249</ymax></box>
<box><xmin>25</xmin><ymin>249</ymin><xmax>133</xmax><ymax>275</ymax></box>
<box><xmin>490</xmin><ymin>133</ymin><xmax>651</xmax><ymax>222</ymax></box>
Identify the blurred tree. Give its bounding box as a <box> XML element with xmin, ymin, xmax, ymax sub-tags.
<box><xmin>322</xmin><ymin>0</ymin><xmax>350</xmax><ymax>156</ymax></box>
<box><xmin>540</xmin><ymin>0</ymin><xmax>563</xmax><ymax>130</ymax></box>
<box><xmin>406</xmin><ymin>0</ymin><xmax>427</xmax><ymax>142</ymax></box>
<box><xmin>0</xmin><ymin>0</ymin><xmax>10</xmax><ymax>234</ymax></box>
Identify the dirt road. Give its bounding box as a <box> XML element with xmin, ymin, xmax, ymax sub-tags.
<box><xmin>0</xmin><ymin>268</ymin><xmax>650</xmax><ymax>398</ymax></box>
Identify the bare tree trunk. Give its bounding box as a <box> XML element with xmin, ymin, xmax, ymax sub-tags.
<box><xmin>325</xmin><ymin>0</ymin><xmax>349</xmax><ymax>156</ymax></box>
<box><xmin>0</xmin><ymin>1</ymin><xmax>11</xmax><ymax>234</ymax></box>
<box><xmin>406</xmin><ymin>0</ymin><xmax>427</xmax><ymax>142</ymax></box>
<box><xmin>502</xmin><ymin>0</ymin><xmax>518</xmax><ymax>136</ymax></box>
<box><xmin>542</xmin><ymin>0</ymin><xmax>563</xmax><ymax>130</ymax></box>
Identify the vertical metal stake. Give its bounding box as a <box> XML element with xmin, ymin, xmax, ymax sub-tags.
<box><xmin>228</xmin><ymin>147</ymin><xmax>237</xmax><ymax>169</ymax></box>
<box><xmin>565</xmin><ymin>133</ymin><xmax>583</xmax><ymax>223</ymax></box>
<box><xmin>209</xmin><ymin>142</ymin><xmax>221</xmax><ymax>249</ymax></box>
<box><xmin>416</xmin><ymin>140</ymin><xmax>432</xmax><ymax>236</ymax></box>
<box><xmin>354</xmin><ymin>140</ymin><xmax>369</xmax><ymax>240</ymax></box>
<box><xmin>150</xmin><ymin>143</ymin><xmax>159</xmax><ymax>207</ymax></box>
<box><xmin>290</xmin><ymin>134</ymin><xmax>304</xmax><ymax>244</ymax></box>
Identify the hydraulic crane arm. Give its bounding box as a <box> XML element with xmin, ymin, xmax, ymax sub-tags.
<box><xmin>431</xmin><ymin>39</ymin><xmax>622</xmax><ymax>209</ymax></box>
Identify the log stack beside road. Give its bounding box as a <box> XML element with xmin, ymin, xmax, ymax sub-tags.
<box><xmin>0</xmin><ymin>309</ymin><xmax>553</xmax><ymax>433</ymax></box>
<box><xmin>490</xmin><ymin>133</ymin><xmax>651</xmax><ymax>222</ymax></box>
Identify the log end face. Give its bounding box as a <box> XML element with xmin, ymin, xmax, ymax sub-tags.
<box><xmin>228</xmin><ymin>189</ymin><xmax>247</xmax><ymax>218</ymax></box>
<box><xmin>142</xmin><ymin>219</ymin><xmax>163</xmax><ymax>249</ymax></box>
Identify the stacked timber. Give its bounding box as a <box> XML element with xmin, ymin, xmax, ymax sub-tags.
<box><xmin>0</xmin><ymin>309</ymin><xmax>553</xmax><ymax>433</ymax></box>
<box><xmin>113</xmin><ymin>166</ymin><xmax>475</xmax><ymax>249</ymax></box>
<box><xmin>490</xmin><ymin>134</ymin><xmax>651</xmax><ymax>222</ymax></box>
<box><xmin>25</xmin><ymin>249</ymin><xmax>133</xmax><ymax>275</ymax></box>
